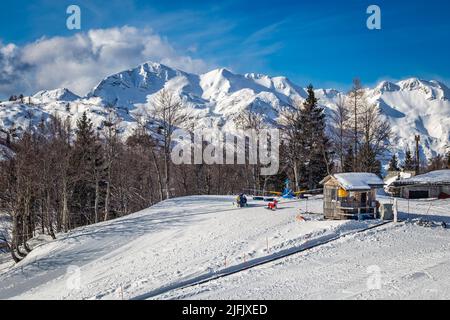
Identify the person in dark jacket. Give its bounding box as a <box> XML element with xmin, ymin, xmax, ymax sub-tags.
<box><xmin>239</xmin><ymin>194</ymin><xmax>247</xmax><ymax>207</ymax></box>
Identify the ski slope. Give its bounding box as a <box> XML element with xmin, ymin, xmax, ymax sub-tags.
<box><xmin>0</xmin><ymin>195</ymin><xmax>449</xmax><ymax>300</ymax></box>
<box><xmin>0</xmin><ymin>196</ymin><xmax>347</xmax><ymax>300</ymax></box>
<box><xmin>160</xmin><ymin>197</ymin><xmax>450</xmax><ymax>300</ymax></box>
<box><xmin>163</xmin><ymin>221</ymin><xmax>450</xmax><ymax>300</ymax></box>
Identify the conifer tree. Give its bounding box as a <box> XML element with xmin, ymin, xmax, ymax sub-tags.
<box><xmin>299</xmin><ymin>85</ymin><xmax>333</xmax><ymax>189</ymax></box>
<box><xmin>359</xmin><ymin>145</ymin><xmax>381</xmax><ymax>175</ymax></box>
<box><xmin>72</xmin><ymin>112</ymin><xmax>105</xmax><ymax>225</ymax></box>
<box><xmin>388</xmin><ymin>154</ymin><xmax>400</xmax><ymax>171</ymax></box>
<box><xmin>403</xmin><ymin>147</ymin><xmax>415</xmax><ymax>171</ymax></box>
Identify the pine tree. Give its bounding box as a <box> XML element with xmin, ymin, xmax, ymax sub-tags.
<box><xmin>359</xmin><ymin>145</ymin><xmax>381</xmax><ymax>175</ymax></box>
<box><xmin>71</xmin><ymin>112</ymin><xmax>105</xmax><ymax>225</ymax></box>
<box><xmin>403</xmin><ymin>147</ymin><xmax>415</xmax><ymax>171</ymax></box>
<box><xmin>388</xmin><ymin>154</ymin><xmax>400</xmax><ymax>171</ymax></box>
<box><xmin>428</xmin><ymin>154</ymin><xmax>445</xmax><ymax>171</ymax></box>
<box><xmin>298</xmin><ymin>85</ymin><xmax>333</xmax><ymax>189</ymax></box>
<box><xmin>75</xmin><ymin>112</ymin><xmax>95</xmax><ymax>147</ymax></box>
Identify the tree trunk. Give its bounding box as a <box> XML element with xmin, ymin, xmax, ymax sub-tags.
<box><xmin>94</xmin><ymin>176</ymin><xmax>100</xmax><ymax>224</ymax></box>
<box><xmin>104</xmin><ymin>178</ymin><xmax>111</xmax><ymax>222</ymax></box>
<box><xmin>293</xmin><ymin>160</ymin><xmax>299</xmax><ymax>192</ymax></box>
<box><xmin>23</xmin><ymin>188</ymin><xmax>32</xmax><ymax>253</ymax></box>
<box><xmin>62</xmin><ymin>178</ymin><xmax>69</xmax><ymax>232</ymax></box>
<box><xmin>46</xmin><ymin>191</ymin><xmax>56</xmax><ymax>239</ymax></box>
<box><xmin>164</xmin><ymin>151</ymin><xmax>171</xmax><ymax>200</ymax></box>
<box><xmin>10</xmin><ymin>212</ymin><xmax>22</xmax><ymax>263</ymax></box>
<box><xmin>151</xmin><ymin>149</ymin><xmax>164</xmax><ymax>201</ymax></box>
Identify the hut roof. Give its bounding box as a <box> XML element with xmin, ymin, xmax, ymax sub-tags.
<box><xmin>393</xmin><ymin>169</ymin><xmax>450</xmax><ymax>186</ymax></box>
<box><xmin>321</xmin><ymin>173</ymin><xmax>385</xmax><ymax>191</ymax></box>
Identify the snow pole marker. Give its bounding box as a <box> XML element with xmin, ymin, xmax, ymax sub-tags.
<box><xmin>393</xmin><ymin>199</ymin><xmax>398</xmax><ymax>223</ymax></box>
<box><xmin>426</xmin><ymin>202</ymin><xmax>433</xmax><ymax>215</ymax></box>
<box><xmin>118</xmin><ymin>285</ymin><xmax>124</xmax><ymax>300</ymax></box>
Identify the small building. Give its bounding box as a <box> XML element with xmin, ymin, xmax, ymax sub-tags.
<box><xmin>320</xmin><ymin>173</ymin><xmax>385</xmax><ymax>220</ymax></box>
<box><xmin>391</xmin><ymin>169</ymin><xmax>450</xmax><ymax>199</ymax></box>
<box><xmin>384</xmin><ymin>170</ymin><xmax>415</xmax><ymax>197</ymax></box>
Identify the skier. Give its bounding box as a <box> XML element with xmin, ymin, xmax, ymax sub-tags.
<box><xmin>235</xmin><ymin>194</ymin><xmax>242</xmax><ymax>208</ymax></box>
<box><xmin>267</xmin><ymin>199</ymin><xmax>278</xmax><ymax>210</ymax></box>
<box><xmin>240</xmin><ymin>194</ymin><xmax>248</xmax><ymax>208</ymax></box>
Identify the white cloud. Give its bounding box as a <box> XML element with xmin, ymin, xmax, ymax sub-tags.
<box><xmin>0</xmin><ymin>26</ymin><xmax>209</xmax><ymax>97</ymax></box>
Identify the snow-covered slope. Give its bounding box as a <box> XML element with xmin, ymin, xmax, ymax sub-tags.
<box><xmin>163</xmin><ymin>217</ymin><xmax>450</xmax><ymax>300</ymax></box>
<box><xmin>0</xmin><ymin>196</ymin><xmax>347</xmax><ymax>299</ymax></box>
<box><xmin>367</xmin><ymin>78</ymin><xmax>450</xmax><ymax>160</ymax></box>
<box><xmin>0</xmin><ymin>62</ymin><xmax>449</xmax><ymax>162</ymax></box>
<box><xmin>1</xmin><ymin>195</ymin><xmax>449</xmax><ymax>300</ymax></box>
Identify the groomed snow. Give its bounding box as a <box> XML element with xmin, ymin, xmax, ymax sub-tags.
<box><xmin>163</xmin><ymin>221</ymin><xmax>450</xmax><ymax>300</ymax></box>
<box><xmin>0</xmin><ymin>196</ymin><xmax>348</xmax><ymax>300</ymax></box>
<box><xmin>0</xmin><ymin>195</ymin><xmax>449</xmax><ymax>300</ymax></box>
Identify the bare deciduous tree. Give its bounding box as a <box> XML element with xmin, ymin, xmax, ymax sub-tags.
<box><xmin>329</xmin><ymin>96</ymin><xmax>351</xmax><ymax>172</ymax></box>
<box><xmin>347</xmin><ymin>78</ymin><xmax>365</xmax><ymax>171</ymax></box>
<box><xmin>146</xmin><ymin>89</ymin><xmax>188</xmax><ymax>200</ymax></box>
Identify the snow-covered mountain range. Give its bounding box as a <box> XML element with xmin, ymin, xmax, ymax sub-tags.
<box><xmin>1</xmin><ymin>61</ymin><xmax>449</xmax><ymax>163</ymax></box>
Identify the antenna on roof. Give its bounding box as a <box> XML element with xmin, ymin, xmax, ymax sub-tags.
<box><xmin>415</xmin><ymin>135</ymin><xmax>421</xmax><ymax>175</ymax></box>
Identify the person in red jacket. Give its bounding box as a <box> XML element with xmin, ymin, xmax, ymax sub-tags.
<box><xmin>268</xmin><ymin>199</ymin><xmax>278</xmax><ymax>210</ymax></box>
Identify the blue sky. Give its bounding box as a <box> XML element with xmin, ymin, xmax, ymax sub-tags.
<box><xmin>1</xmin><ymin>0</ymin><xmax>449</xmax><ymax>97</ymax></box>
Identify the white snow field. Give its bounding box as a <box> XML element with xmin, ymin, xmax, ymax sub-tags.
<box><xmin>0</xmin><ymin>195</ymin><xmax>449</xmax><ymax>300</ymax></box>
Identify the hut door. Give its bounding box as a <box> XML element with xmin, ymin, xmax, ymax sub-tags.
<box><xmin>360</xmin><ymin>192</ymin><xmax>367</xmax><ymax>205</ymax></box>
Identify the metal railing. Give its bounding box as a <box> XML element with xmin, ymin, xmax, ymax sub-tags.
<box><xmin>335</xmin><ymin>205</ymin><xmax>378</xmax><ymax>219</ymax></box>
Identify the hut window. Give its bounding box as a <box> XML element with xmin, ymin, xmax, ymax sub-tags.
<box><xmin>330</xmin><ymin>188</ymin><xmax>337</xmax><ymax>200</ymax></box>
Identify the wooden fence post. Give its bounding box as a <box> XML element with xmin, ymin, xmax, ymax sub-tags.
<box><xmin>393</xmin><ymin>198</ymin><xmax>398</xmax><ymax>223</ymax></box>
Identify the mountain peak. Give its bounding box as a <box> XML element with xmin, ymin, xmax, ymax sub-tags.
<box><xmin>397</xmin><ymin>77</ymin><xmax>428</xmax><ymax>90</ymax></box>
<box><xmin>375</xmin><ymin>81</ymin><xmax>400</xmax><ymax>93</ymax></box>
<box><xmin>396</xmin><ymin>77</ymin><xmax>449</xmax><ymax>100</ymax></box>
<box><xmin>138</xmin><ymin>61</ymin><xmax>179</xmax><ymax>74</ymax></box>
<box><xmin>32</xmin><ymin>88</ymin><xmax>80</xmax><ymax>102</ymax></box>
<box><xmin>1</xmin><ymin>61</ymin><xmax>450</xmax><ymax>168</ymax></box>
<box><xmin>206</xmin><ymin>68</ymin><xmax>234</xmax><ymax>78</ymax></box>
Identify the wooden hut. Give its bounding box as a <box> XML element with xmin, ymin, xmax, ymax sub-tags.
<box><xmin>320</xmin><ymin>173</ymin><xmax>385</xmax><ymax>220</ymax></box>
